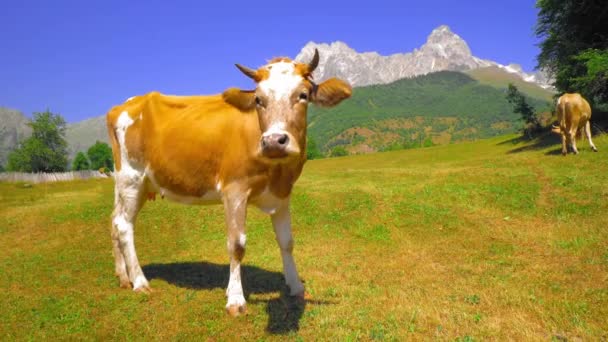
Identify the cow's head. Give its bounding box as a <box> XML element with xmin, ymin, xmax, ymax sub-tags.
<box><xmin>224</xmin><ymin>49</ymin><xmax>351</xmax><ymax>161</ymax></box>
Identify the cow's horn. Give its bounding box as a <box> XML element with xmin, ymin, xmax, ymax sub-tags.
<box><xmin>235</xmin><ymin>64</ymin><xmax>259</xmax><ymax>81</ymax></box>
<box><xmin>308</xmin><ymin>48</ymin><xmax>319</xmax><ymax>73</ymax></box>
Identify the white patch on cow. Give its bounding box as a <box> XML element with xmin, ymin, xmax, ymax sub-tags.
<box><xmin>270</xmin><ymin>201</ymin><xmax>305</xmax><ymax>296</ymax></box>
<box><xmin>259</xmin><ymin>61</ymin><xmax>303</xmax><ymax>100</ymax></box>
<box><xmin>114</xmin><ymin>111</ymin><xmax>143</xmax><ymax>183</ymax></box>
<box><xmin>262</xmin><ymin>122</ymin><xmax>287</xmax><ymax>137</ymax></box>
<box><xmin>132</xmin><ymin>275</ymin><xmax>149</xmax><ymax>290</ymax></box>
<box><xmin>145</xmin><ymin>166</ymin><xmax>222</xmax><ymax>204</ymax></box>
<box><xmin>126</xmin><ymin>96</ymin><xmax>135</xmax><ymax>102</ymax></box>
<box><xmin>225</xmin><ymin>262</ymin><xmax>245</xmax><ymax>308</ymax></box>
<box><xmin>113</xmin><ymin>215</ymin><xmax>131</xmax><ymax>235</ymax></box>
<box><xmin>216</xmin><ymin>181</ymin><xmax>222</xmax><ymax>192</ymax></box>
<box><xmin>239</xmin><ymin>233</ymin><xmax>246</xmax><ymax>248</ymax></box>
<box><xmin>252</xmin><ymin>188</ymin><xmax>284</xmax><ymax>215</ymax></box>
<box><xmin>557</xmin><ymin>97</ymin><xmax>562</xmax><ymax>105</ymax></box>
<box><xmin>116</xmin><ymin>111</ymin><xmax>134</xmax><ymax>131</ymax></box>
<box><xmin>226</xmin><ymin>293</ymin><xmax>246</xmax><ymax>309</ymax></box>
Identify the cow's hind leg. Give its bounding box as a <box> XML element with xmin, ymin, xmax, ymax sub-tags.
<box><xmin>568</xmin><ymin>130</ymin><xmax>579</xmax><ymax>154</ymax></box>
<box><xmin>111</xmin><ymin>172</ymin><xmax>150</xmax><ymax>292</ymax></box>
<box><xmin>584</xmin><ymin>121</ymin><xmax>598</xmax><ymax>152</ymax></box>
<box><xmin>561</xmin><ymin>132</ymin><xmax>568</xmax><ymax>155</ymax></box>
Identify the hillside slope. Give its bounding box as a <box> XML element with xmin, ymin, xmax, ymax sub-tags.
<box><xmin>0</xmin><ymin>107</ymin><xmax>31</xmax><ymax>166</ymax></box>
<box><xmin>308</xmin><ymin>71</ymin><xmax>551</xmax><ymax>153</ymax></box>
<box><xmin>466</xmin><ymin>66</ymin><xmax>555</xmax><ymax>102</ymax></box>
<box><xmin>65</xmin><ymin>116</ymin><xmax>110</xmax><ymax>157</ymax></box>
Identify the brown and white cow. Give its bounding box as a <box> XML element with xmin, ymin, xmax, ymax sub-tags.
<box><xmin>105</xmin><ymin>50</ymin><xmax>351</xmax><ymax>315</ymax></box>
<box><xmin>554</xmin><ymin>93</ymin><xmax>598</xmax><ymax>155</ymax></box>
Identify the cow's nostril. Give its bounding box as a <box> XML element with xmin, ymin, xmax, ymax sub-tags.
<box><xmin>278</xmin><ymin>134</ymin><xmax>288</xmax><ymax>145</ymax></box>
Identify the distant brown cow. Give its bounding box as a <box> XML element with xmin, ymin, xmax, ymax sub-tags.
<box><xmin>554</xmin><ymin>93</ymin><xmax>598</xmax><ymax>155</ymax></box>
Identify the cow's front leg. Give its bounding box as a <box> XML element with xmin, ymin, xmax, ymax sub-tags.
<box><xmin>271</xmin><ymin>200</ymin><xmax>305</xmax><ymax>297</ymax></box>
<box><xmin>223</xmin><ymin>190</ymin><xmax>248</xmax><ymax>316</ymax></box>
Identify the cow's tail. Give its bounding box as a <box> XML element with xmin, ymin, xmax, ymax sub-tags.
<box><xmin>559</xmin><ymin>97</ymin><xmax>567</xmax><ymax>131</ymax></box>
<box><xmin>106</xmin><ymin>109</ymin><xmax>122</xmax><ymax>172</ymax></box>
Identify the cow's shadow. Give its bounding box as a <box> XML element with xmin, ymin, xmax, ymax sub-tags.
<box><xmin>143</xmin><ymin>261</ymin><xmax>325</xmax><ymax>334</ymax></box>
<box><xmin>500</xmin><ymin>132</ymin><xmax>562</xmax><ymax>154</ymax></box>
<box><xmin>501</xmin><ymin>133</ymin><xmax>598</xmax><ymax>156</ymax></box>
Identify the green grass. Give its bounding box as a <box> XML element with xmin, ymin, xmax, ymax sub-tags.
<box><xmin>1</xmin><ymin>133</ymin><xmax>608</xmax><ymax>340</ymax></box>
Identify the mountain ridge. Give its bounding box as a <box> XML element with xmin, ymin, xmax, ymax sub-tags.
<box><xmin>295</xmin><ymin>25</ymin><xmax>552</xmax><ymax>89</ymax></box>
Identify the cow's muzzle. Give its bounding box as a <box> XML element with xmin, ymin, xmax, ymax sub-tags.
<box><xmin>261</xmin><ymin>133</ymin><xmax>290</xmax><ymax>159</ymax></box>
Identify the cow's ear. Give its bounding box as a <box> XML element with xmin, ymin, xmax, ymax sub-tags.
<box><xmin>311</xmin><ymin>78</ymin><xmax>352</xmax><ymax>107</ymax></box>
<box><xmin>222</xmin><ymin>88</ymin><xmax>256</xmax><ymax>111</ymax></box>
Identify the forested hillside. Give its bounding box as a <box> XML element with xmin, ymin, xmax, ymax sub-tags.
<box><xmin>308</xmin><ymin>71</ymin><xmax>551</xmax><ymax>154</ymax></box>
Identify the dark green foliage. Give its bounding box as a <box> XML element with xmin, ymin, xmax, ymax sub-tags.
<box><xmin>306</xmin><ymin>136</ymin><xmax>322</xmax><ymax>160</ymax></box>
<box><xmin>330</xmin><ymin>146</ymin><xmax>348</xmax><ymax>157</ymax></box>
<box><xmin>0</xmin><ymin>164</ymin><xmax>4</xmax><ymax>172</ymax></box>
<box><xmin>536</xmin><ymin>0</ymin><xmax>608</xmax><ymax>109</ymax></box>
<box><xmin>6</xmin><ymin>110</ymin><xmax>69</xmax><ymax>172</ymax></box>
<box><xmin>308</xmin><ymin>71</ymin><xmax>550</xmax><ymax>151</ymax></box>
<box><xmin>87</xmin><ymin>141</ymin><xmax>114</xmax><ymax>171</ymax></box>
<box><xmin>422</xmin><ymin>137</ymin><xmax>434</xmax><ymax>148</ymax></box>
<box><xmin>506</xmin><ymin>84</ymin><xmax>541</xmax><ymax>138</ymax></box>
<box><xmin>572</xmin><ymin>50</ymin><xmax>608</xmax><ymax>110</ymax></box>
<box><xmin>72</xmin><ymin>152</ymin><xmax>91</xmax><ymax>171</ymax></box>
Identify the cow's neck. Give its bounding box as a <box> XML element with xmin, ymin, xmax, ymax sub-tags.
<box><xmin>265</xmin><ymin>153</ymin><xmax>306</xmax><ymax>199</ymax></box>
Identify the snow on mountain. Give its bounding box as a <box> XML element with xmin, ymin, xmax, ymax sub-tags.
<box><xmin>296</xmin><ymin>25</ymin><xmax>552</xmax><ymax>89</ymax></box>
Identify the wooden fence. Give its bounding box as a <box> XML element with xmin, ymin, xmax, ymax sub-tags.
<box><xmin>0</xmin><ymin>170</ymin><xmax>112</xmax><ymax>184</ymax></box>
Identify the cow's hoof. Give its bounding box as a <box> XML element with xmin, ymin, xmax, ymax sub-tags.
<box><xmin>593</xmin><ymin>148</ymin><xmax>598</xmax><ymax>152</ymax></box>
<box><xmin>133</xmin><ymin>285</ymin><xmax>153</xmax><ymax>294</ymax></box>
<box><xmin>118</xmin><ymin>279</ymin><xmax>131</xmax><ymax>289</ymax></box>
<box><xmin>226</xmin><ymin>295</ymin><xmax>246</xmax><ymax>316</ymax></box>
<box><xmin>226</xmin><ymin>304</ymin><xmax>247</xmax><ymax>317</ymax></box>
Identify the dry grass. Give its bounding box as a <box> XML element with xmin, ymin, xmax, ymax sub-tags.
<box><xmin>1</xmin><ymin>133</ymin><xmax>607</xmax><ymax>340</ymax></box>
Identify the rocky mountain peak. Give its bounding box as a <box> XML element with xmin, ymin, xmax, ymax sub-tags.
<box><xmin>423</xmin><ymin>25</ymin><xmax>472</xmax><ymax>59</ymax></box>
<box><xmin>295</xmin><ymin>25</ymin><xmax>552</xmax><ymax>89</ymax></box>
<box><xmin>427</xmin><ymin>25</ymin><xmax>459</xmax><ymax>44</ymax></box>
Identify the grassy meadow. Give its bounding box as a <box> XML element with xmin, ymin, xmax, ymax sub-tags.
<box><xmin>1</xmin><ymin>133</ymin><xmax>607</xmax><ymax>340</ymax></box>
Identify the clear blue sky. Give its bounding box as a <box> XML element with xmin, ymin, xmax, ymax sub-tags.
<box><xmin>0</xmin><ymin>0</ymin><xmax>540</xmax><ymax>123</ymax></box>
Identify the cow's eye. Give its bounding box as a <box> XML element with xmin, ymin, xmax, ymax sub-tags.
<box><xmin>255</xmin><ymin>96</ymin><xmax>262</xmax><ymax>106</ymax></box>
<box><xmin>299</xmin><ymin>93</ymin><xmax>308</xmax><ymax>101</ymax></box>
